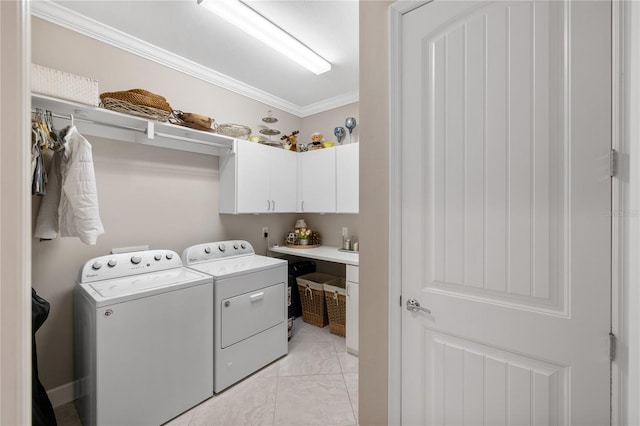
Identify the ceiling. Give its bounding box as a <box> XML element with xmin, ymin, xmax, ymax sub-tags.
<box><xmin>32</xmin><ymin>0</ymin><xmax>359</xmax><ymax>117</ymax></box>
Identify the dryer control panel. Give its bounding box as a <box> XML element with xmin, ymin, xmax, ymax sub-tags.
<box><xmin>182</xmin><ymin>240</ymin><xmax>255</xmax><ymax>265</ymax></box>
<box><xmin>78</xmin><ymin>250</ymin><xmax>183</xmax><ymax>283</ymax></box>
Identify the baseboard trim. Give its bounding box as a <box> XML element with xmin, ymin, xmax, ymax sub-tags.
<box><xmin>47</xmin><ymin>381</ymin><xmax>76</xmax><ymax>408</ymax></box>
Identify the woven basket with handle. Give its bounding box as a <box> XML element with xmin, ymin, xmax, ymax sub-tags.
<box><xmin>296</xmin><ymin>273</ymin><xmax>338</xmax><ymax>328</ymax></box>
<box><xmin>100</xmin><ymin>88</ymin><xmax>173</xmax><ymax>121</ymax></box>
<box><xmin>323</xmin><ymin>279</ymin><xmax>346</xmax><ymax>337</ymax></box>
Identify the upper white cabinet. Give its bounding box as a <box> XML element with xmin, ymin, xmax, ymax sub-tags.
<box><xmin>336</xmin><ymin>143</ymin><xmax>359</xmax><ymax>213</ymax></box>
<box><xmin>298</xmin><ymin>148</ymin><xmax>336</xmax><ymax>213</ymax></box>
<box><xmin>220</xmin><ymin>141</ymin><xmax>359</xmax><ymax>214</ymax></box>
<box><xmin>219</xmin><ymin>139</ymin><xmax>297</xmax><ymax>214</ymax></box>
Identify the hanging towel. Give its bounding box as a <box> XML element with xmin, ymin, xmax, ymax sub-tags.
<box><xmin>34</xmin><ymin>126</ymin><xmax>104</xmax><ymax>245</ymax></box>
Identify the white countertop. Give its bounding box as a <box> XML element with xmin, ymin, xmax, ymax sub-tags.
<box><xmin>269</xmin><ymin>245</ymin><xmax>359</xmax><ymax>266</ymax></box>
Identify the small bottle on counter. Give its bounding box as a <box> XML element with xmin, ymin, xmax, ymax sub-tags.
<box><xmin>343</xmin><ymin>238</ymin><xmax>351</xmax><ymax>250</ymax></box>
<box><xmin>353</xmin><ymin>242</ymin><xmax>359</xmax><ymax>252</ymax></box>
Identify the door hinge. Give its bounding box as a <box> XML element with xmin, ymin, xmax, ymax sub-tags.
<box><xmin>400</xmin><ymin>295</ymin><xmax>402</xmax><ymax>307</ymax></box>
<box><xmin>610</xmin><ymin>149</ymin><xmax>618</xmax><ymax>177</ymax></box>
<box><xmin>609</xmin><ymin>332</ymin><xmax>616</xmax><ymax>362</ymax></box>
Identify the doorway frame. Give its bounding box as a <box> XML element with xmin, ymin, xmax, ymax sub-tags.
<box><xmin>387</xmin><ymin>0</ymin><xmax>635</xmax><ymax>424</ymax></box>
<box><xmin>0</xmin><ymin>0</ymin><xmax>32</xmax><ymax>424</ymax></box>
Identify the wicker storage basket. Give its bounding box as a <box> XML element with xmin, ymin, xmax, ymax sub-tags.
<box><xmin>31</xmin><ymin>64</ymin><xmax>99</xmax><ymax>106</ymax></box>
<box><xmin>323</xmin><ymin>279</ymin><xmax>347</xmax><ymax>337</ymax></box>
<box><xmin>100</xmin><ymin>97</ymin><xmax>171</xmax><ymax>122</ymax></box>
<box><xmin>296</xmin><ymin>273</ymin><xmax>337</xmax><ymax>327</ymax></box>
<box><xmin>100</xmin><ymin>89</ymin><xmax>173</xmax><ymax>121</ymax></box>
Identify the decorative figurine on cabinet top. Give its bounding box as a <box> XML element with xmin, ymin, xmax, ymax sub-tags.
<box><xmin>281</xmin><ymin>130</ymin><xmax>299</xmax><ymax>151</ymax></box>
<box><xmin>334</xmin><ymin>126</ymin><xmax>346</xmax><ymax>144</ymax></box>
<box><xmin>309</xmin><ymin>132</ymin><xmax>324</xmax><ymax>150</ymax></box>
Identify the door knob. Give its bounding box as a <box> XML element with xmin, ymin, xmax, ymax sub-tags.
<box><xmin>406</xmin><ymin>298</ymin><xmax>431</xmax><ymax>315</ymax></box>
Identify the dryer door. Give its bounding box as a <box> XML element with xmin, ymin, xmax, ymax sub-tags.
<box><xmin>221</xmin><ymin>282</ymin><xmax>285</xmax><ymax>348</ymax></box>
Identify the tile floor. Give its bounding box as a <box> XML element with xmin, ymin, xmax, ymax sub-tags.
<box><xmin>54</xmin><ymin>317</ymin><xmax>359</xmax><ymax>425</ymax></box>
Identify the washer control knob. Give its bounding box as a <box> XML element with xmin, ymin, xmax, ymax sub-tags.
<box><xmin>218</xmin><ymin>243</ymin><xmax>226</xmax><ymax>252</ymax></box>
<box><xmin>131</xmin><ymin>256</ymin><xmax>142</xmax><ymax>265</ymax></box>
<box><xmin>233</xmin><ymin>243</ymin><xmax>239</xmax><ymax>250</ymax></box>
<box><xmin>154</xmin><ymin>254</ymin><xmax>162</xmax><ymax>261</ymax></box>
<box><xmin>107</xmin><ymin>259</ymin><xmax>117</xmax><ymax>268</ymax></box>
<box><xmin>92</xmin><ymin>261</ymin><xmax>102</xmax><ymax>270</ymax></box>
<box><xmin>204</xmin><ymin>246</ymin><xmax>212</xmax><ymax>254</ymax></box>
<box><xmin>165</xmin><ymin>252</ymin><xmax>174</xmax><ymax>260</ymax></box>
<box><xmin>241</xmin><ymin>242</ymin><xmax>247</xmax><ymax>249</ymax></box>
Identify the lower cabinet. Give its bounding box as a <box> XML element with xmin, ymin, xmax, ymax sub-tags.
<box><xmin>346</xmin><ymin>265</ymin><xmax>359</xmax><ymax>356</ymax></box>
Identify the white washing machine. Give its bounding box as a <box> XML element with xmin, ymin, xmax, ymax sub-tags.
<box><xmin>74</xmin><ymin>249</ymin><xmax>214</xmax><ymax>426</ymax></box>
<box><xmin>181</xmin><ymin>240</ymin><xmax>287</xmax><ymax>393</ymax></box>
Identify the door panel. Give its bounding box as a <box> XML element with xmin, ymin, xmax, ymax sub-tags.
<box><xmin>270</xmin><ymin>148</ymin><xmax>297</xmax><ymax>212</ymax></box>
<box><xmin>400</xmin><ymin>1</ymin><xmax>611</xmax><ymax>424</ymax></box>
<box><xmin>424</xmin><ymin>330</ymin><xmax>566</xmax><ymax>426</ymax></box>
<box><xmin>427</xmin><ymin>1</ymin><xmax>566</xmax><ymax>313</ymax></box>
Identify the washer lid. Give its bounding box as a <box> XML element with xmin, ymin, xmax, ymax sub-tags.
<box><xmin>81</xmin><ymin>268</ymin><xmax>211</xmax><ymax>305</ymax></box>
<box><xmin>186</xmin><ymin>255</ymin><xmax>286</xmax><ymax>279</ymax></box>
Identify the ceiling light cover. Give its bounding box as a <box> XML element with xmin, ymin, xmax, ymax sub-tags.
<box><xmin>199</xmin><ymin>0</ymin><xmax>331</xmax><ymax>75</ymax></box>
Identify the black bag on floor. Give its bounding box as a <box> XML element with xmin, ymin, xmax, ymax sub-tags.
<box><xmin>288</xmin><ymin>261</ymin><xmax>316</xmax><ymax>318</ymax></box>
<box><xmin>32</xmin><ymin>288</ymin><xmax>57</xmax><ymax>426</ymax></box>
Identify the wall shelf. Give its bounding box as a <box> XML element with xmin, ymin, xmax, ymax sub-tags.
<box><xmin>31</xmin><ymin>94</ymin><xmax>235</xmax><ymax>156</ymax></box>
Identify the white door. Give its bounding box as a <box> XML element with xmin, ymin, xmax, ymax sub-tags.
<box><xmin>399</xmin><ymin>1</ymin><xmax>611</xmax><ymax>425</ymax></box>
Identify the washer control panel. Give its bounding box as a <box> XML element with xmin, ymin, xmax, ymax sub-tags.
<box><xmin>79</xmin><ymin>249</ymin><xmax>182</xmax><ymax>283</ymax></box>
<box><xmin>182</xmin><ymin>240</ymin><xmax>254</xmax><ymax>265</ymax></box>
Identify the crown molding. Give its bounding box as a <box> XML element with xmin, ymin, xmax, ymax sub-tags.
<box><xmin>298</xmin><ymin>90</ymin><xmax>359</xmax><ymax>117</ymax></box>
<box><xmin>31</xmin><ymin>0</ymin><xmax>357</xmax><ymax>117</ymax></box>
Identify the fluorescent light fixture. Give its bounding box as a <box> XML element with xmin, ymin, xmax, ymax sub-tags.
<box><xmin>198</xmin><ymin>0</ymin><xmax>331</xmax><ymax>75</ymax></box>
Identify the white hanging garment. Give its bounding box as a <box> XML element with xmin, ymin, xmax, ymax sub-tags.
<box><xmin>35</xmin><ymin>126</ymin><xmax>104</xmax><ymax>245</ymax></box>
<box><xmin>58</xmin><ymin>126</ymin><xmax>104</xmax><ymax>245</ymax></box>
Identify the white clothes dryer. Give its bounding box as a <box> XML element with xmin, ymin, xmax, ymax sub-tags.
<box><xmin>181</xmin><ymin>240</ymin><xmax>287</xmax><ymax>393</ymax></box>
<box><xmin>74</xmin><ymin>249</ymin><xmax>213</xmax><ymax>426</ymax></box>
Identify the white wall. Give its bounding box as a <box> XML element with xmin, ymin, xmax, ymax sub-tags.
<box><xmin>31</xmin><ymin>17</ymin><xmax>359</xmax><ymax>396</ymax></box>
<box><xmin>358</xmin><ymin>1</ymin><xmax>392</xmax><ymax>424</ymax></box>
<box><xmin>300</xmin><ymin>103</ymin><xmax>359</xmax><ymax>147</ymax></box>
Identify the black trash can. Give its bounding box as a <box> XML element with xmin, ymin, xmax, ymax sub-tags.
<box><xmin>32</xmin><ymin>288</ymin><xmax>57</xmax><ymax>426</ymax></box>
<box><xmin>287</xmin><ymin>261</ymin><xmax>316</xmax><ymax>339</ymax></box>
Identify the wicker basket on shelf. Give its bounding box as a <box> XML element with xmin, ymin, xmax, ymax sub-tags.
<box><xmin>296</xmin><ymin>273</ymin><xmax>337</xmax><ymax>327</ymax></box>
<box><xmin>100</xmin><ymin>89</ymin><xmax>172</xmax><ymax>121</ymax></box>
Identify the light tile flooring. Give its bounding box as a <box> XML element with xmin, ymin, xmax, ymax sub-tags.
<box><xmin>54</xmin><ymin>317</ymin><xmax>359</xmax><ymax>425</ymax></box>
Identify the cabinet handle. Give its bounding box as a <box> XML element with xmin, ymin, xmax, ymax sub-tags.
<box><xmin>272</xmin><ymin>199</ymin><xmax>276</xmax><ymax>211</ymax></box>
<box><xmin>347</xmin><ymin>283</ymin><xmax>350</xmax><ymax>296</ymax></box>
<box><xmin>301</xmin><ymin>200</ymin><xmax>305</xmax><ymax>211</ymax></box>
<box><xmin>250</xmin><ymin>292</ymin><xmax>265</xmax><ymax>302</ymax></box>
<box><xmin>267</xmin><ymin>200</ymin><xmax>271</xmax><ymax>211</ymax></box>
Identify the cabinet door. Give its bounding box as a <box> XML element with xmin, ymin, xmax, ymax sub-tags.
<box><xmin>236</xmin><ymin>140</ymin><xmax>270</xmax><ymax>213</ymax></box>
<box><xmin>298</xmin><ymin>148</ymin><xmax>336</xmax><ymax>213</ymax></box>
<box><xmin>270</xmin><ymin>148</ymin><xmax>297</xmax><ymax>212</ymax></box>
<box><xmin>336</xmin><ymin>143</ymin><xmax>359</xmax><ymax>213</ymax></box>
<box><xmin>346</xmin><ymin>280</ymin><xmax>359</xmax><ymax>356</ymax></box>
